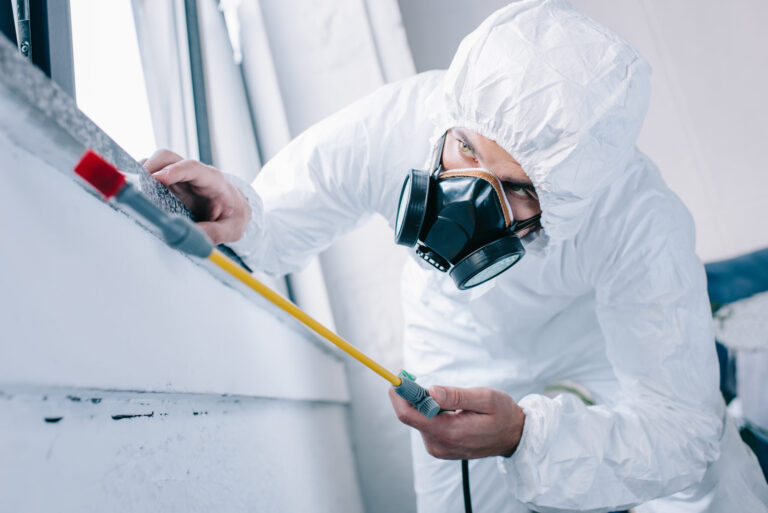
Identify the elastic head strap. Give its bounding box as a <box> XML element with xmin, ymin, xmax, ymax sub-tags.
<box><xmin>512</xmin><ymin>213</ymin><xmax>542</xmax><ymax>234</ymax></box>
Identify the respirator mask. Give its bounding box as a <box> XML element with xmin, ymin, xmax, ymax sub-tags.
<box><xmin>394</xmin><ymin>132</ymin><xmax>540</xmax><ymax>290</ymax></box>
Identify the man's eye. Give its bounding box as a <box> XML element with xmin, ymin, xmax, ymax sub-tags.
<box><xmin>508</xmin><ymin>184</ymin><xmax>529</xmax><ymax>197</ymax></box>
<box><xmin>457</xmin><ymin>140</ymin><xmax>474</xmax><ymax>157</ymax></box>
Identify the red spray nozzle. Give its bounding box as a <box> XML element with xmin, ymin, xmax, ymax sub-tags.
<box><xmin>73</xmin><ymin>149</ymin><xmax>214</xmax><ymax>258</ymax></box>
<box><xmin>74</xmin><ymin>150</ymin><xmax>127</xmax><ymax>199</ymax></box>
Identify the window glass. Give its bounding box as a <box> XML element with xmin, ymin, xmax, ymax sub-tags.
<box><xmin>70</xmin><ymin>0</ymin><xmax>155</xmax><ymax>160</ymax></box>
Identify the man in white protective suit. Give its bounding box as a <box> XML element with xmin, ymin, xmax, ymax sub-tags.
<box><xmin>142</xmin><ymin>0</ymin><xmax>768</xmax><ymax>511</ymax></box>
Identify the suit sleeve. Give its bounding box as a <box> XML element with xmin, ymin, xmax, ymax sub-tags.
<box><xmin>227</xmin><ymin>71</ymin><xmax>443</xmax><ymax>276</ymax></box>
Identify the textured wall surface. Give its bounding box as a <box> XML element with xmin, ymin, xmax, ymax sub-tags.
<box><xmin>0</xmin><ymin>37</ymin><xmax>363</xmax><ymax>512</ymax></box>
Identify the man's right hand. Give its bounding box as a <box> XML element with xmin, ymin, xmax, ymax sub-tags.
<box><xmin>141</xmin><ymin>149</ymin><xmax>251</xmax><ymax>245</ymax></box>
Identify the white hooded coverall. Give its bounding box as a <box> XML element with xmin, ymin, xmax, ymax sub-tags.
<box><xmin>229</xmin><ymin>0</ymin><xmax>768</xmax><ymax>511</ymax></box>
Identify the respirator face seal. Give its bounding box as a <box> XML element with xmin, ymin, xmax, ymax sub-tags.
<box><xmin>394</xmin><ymin>133</ymin><xmax>528</xmax><ymax>290</ymax></box>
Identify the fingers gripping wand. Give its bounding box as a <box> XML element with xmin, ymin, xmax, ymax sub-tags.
<box><xmin>74</xmin><ymin>150</ymin><xmax>440</xmax><ymax>418</ymax></box>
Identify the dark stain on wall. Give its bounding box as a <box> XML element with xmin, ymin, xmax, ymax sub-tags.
<box><xmin>111</xmin><ymin>412</ymin><xmax>154</xmax><ymax>420</ymax></box>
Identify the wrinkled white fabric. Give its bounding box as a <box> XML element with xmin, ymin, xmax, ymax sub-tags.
<box><xmin>228</xmin><ymin>0</ymin><xmax>768</xmax><ymax>511</ymax></box>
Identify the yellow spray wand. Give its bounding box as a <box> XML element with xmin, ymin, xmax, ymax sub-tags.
<box><xmin>74</xmin><ymin>150</ymin><xmax>440</xmax><ymax>417</ymax></box>
<box><xmin>207</xmin><ymin>249</ymin><xmax>400</xmax><ymax>385</ymax></box>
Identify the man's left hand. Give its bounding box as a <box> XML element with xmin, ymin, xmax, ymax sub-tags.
<box><xmin>388</xmin><ymin>385</ymin><xmax>525</xmax><ymax>459</ymax></box>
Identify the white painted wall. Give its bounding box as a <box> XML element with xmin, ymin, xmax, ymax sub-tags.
<box><xmin>0</xmin><ymin>134</ymin><xmax>347</xmax><ymax>401</ymax></box>
<box><xmin>0</xmin><ymin>387</ymin><xmax>360</xmax><ymax>513</ymax></box>
<box><xmin>397</xmin><ymin>0</ymin><xmax>768</xmax><ymax>262</ymax></box>
<box><xmin>0</xmin><ymin>89</ymin><xmax>363</xmax><ymax>512</ymax></box>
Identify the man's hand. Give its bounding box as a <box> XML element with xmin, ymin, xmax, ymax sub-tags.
<box><xmin>388</xmin><ymin>385</ymin><xmax>525</xmax><ymax>460</ymax></box>
<box><xmin>141</xmin><ymin>149</ymin><xmax>251</xmax><ymax>245</ymax></box>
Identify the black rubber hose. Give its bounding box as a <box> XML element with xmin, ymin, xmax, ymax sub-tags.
<box><xmin>462</xmin><ymin>459</ymin><xmax>472</xmax><ymax>513</ymax></box>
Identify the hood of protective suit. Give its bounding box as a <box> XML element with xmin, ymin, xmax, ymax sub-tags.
<box><xmin>427</xmin><ymin>0</ymin><xmax>651</xmax><ymax>241</ymax></box>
